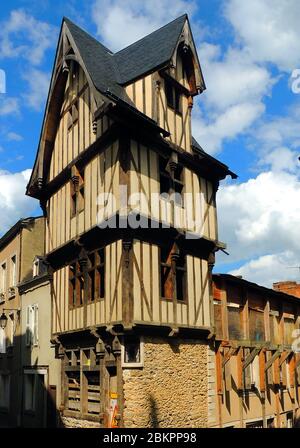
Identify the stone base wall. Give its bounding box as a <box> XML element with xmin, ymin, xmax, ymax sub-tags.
<box><xmin>123</xmin><ymin>337</ymin><xmax>208</xmax><ymax>428</ymax></box>
<box><xmin>61</xmin><ymin>416</ymin><xmax>101</xmax><ymax>428</ymax></box>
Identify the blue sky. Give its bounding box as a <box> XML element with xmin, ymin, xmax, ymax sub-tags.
<box><xmin>0</xmin><ymin>0</ymin><xmax>300</xmax><ymax>287</ymax></box>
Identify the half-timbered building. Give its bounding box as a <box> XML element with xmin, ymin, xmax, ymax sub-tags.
<box><xmin>26</xmin><ymin>14</ymin><xmax>236</xmax><ymax>427</ymax></box>
<box><xmin>210</xmin><ymin>274</ymin><xmax>300</xmax><ymax>428</ymax></box>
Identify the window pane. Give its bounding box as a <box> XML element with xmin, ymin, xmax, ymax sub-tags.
<box><xmin>165</xmin><ymin>79</ymin><xmax>173</xmax><ymax>107</ymax></box>
<box><xmin>284</xmin><ymin>318</ymin><xmax>295</xmax><ymax>345</ymax></box>
<box><xmin>228</xmin><ymin>306</ymin><xmax>243</xmax><ymax>340</ymax></box>
<box><xmin>249</xmin><ymin>309</ymin><xmax>265</xmax><ymax>341</ymax></box>
<box><xmin>214</xmin><ymin>302</ymin><xmax>223</xmax><ymax>339</ymax></box>
<box><xmin>270</xmin><ymin>315</ymin><xmax>280</xmax><ymax>344</ymax></box>
<box><xmin>24</xmin><ymin>374</ymin><xmax>35</xmax><ymax>411</ymax></box>
<box><xmin>124</xmin><ymin>339</ymin><xmax>141</xmax><ymax>364</ymax></box>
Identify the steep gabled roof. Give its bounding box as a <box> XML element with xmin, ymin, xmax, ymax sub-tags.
<box><xmin>114</xmin><ymin>14</ymin><xmax>188</xmax><ymax>85</ymax></box>
<box><xmin>64</xmin><ymin>14</ymin><xmax>193</xmax><ymax>95</ymax></box>
<box><xmin>63</xmin><ymin>18</ymin><xmax>126</xmax><ymax>100</ymax></box>
<box><xmin>26</xmin><ymin>15</ymin><xmax>214</xmax><ymax>198</ymax></box>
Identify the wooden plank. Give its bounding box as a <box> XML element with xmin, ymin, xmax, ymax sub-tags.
<box><xmin>259</xmin><ymin>350</ymin><xmax>266</xmax><ymax>392</ymax></box>
<box><xmin>243</xmin><ymin>347</ymin><xmax>260</xmax><ymax>370</ymax></box>
<box><xmin>265</xmin><ymin>350</ymin><xmax>281</xmax><ymax>371</ymax></box>
<box><xmin>216</xmin><ymin>347</ymin><xmax>223</xmax><ymax>394</ymax></box>
<box><xmin>236</xmin><ymin>348</ymin><xmax>243</xmax><ymax>390</ymax></box>
<box><xmin>152</xmin><ymin>244</ymin><xmax>160</xmax><ymax>323</ymax></box>
<box><xmin>224</xmin><ymin>350</ymin><xmax>232</xmax><ymax>391</ymax></box>
<box><xmin>279</xmin><ymin>350</ymin><xmax>291</xmax><ymax>367</ymax></box>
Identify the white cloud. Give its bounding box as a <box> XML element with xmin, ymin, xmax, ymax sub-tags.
<box><xmin>22</xmin><ymin>69</ymin><xmax>50</xmax><ymax>111</ymax></box>
<box><xmin>229</xmin><ymin>252</ymin><xmax>300</xmax><ymax>288</ymax></box>
<box><xmin>259</xmin><ymin>147</ymin><xmax>300</xmax><ymax>174</ymax></box>
<box><xmin>0</xmin><ymin>97</ymin><xmax>19</xmax><ymax>116</ymax></box>
<box><xmin>191</xmin><ymin>44</ymin><xmax>276</xmax><ymax>154</ymax></box>
<box><xmin>0</xmin><ymin>169</ymin><xmax>38</xmax><ymax>235</ymax></box>
<box><xmin>216</xmin><ymin>170</ymin><xmax>300</xmax><ymax>286</ymax></box>
<box><xmin>193</xmin><ymin>101</ymin><xmax>265</xmax><ymax>154</ymax></box>
<box><xmin>225</xmin><ymin>0</ymin><xmax>300</xmax><ymax>71</ymax></box>
<box><xmin>92</xmin><ymin>0</ymin><xmax>198</xmax><ymax>51</ymax></box>
<box><xmin>0</xmin><ymin>9</ymin><xmax>58</xmax><ymax>65</ymax></box>
<box><xmin>199</xmin><ymin>45</ymin><xmax>274</xmax><ymax>112</ymax></box>
<box><xmin>6</xmin><ymin>132</ymin><xmax>23</xmax><ymax>141</ymax></box>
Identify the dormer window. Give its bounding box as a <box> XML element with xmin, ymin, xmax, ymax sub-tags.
<box><xmin>165</xmin><ymin>78</ymin><xmax>182</xmax><ymax>114</ymax></box>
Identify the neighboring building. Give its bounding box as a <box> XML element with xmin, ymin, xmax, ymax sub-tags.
<box><xmin>26</xmin><ymin>15</ymin><xmax>235</xmax><ymax>427</ymax></box>
<box><xmin>0</xmin><ymin>217</ymin><xmax>44</xmax><ymax>427</ymax></box>
<box><xmin>210</xmin><ymin>274</ymin><xmax>300</xmax><ymax>428</ymax></box>
<box><xmin>273</xmin><ymin>281</ymin><xmax>300</xmax><ymax>299</ymax></box>
<box><xmin>18</xmin><ymin>256</ymin><xmax>60</xmax><ymax>428</ymax></box>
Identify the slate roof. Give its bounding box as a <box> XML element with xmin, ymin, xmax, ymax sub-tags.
<box><xmin>114</xmin><ymin>14</ymin><xmax>187</xmax><ymax>84</ymax></box>
<box><xmin>64</xmin><ymin>18</ymin><xmax>126</xmax><ymax>100</ymax></box>
<box><xmin>191</xmin><ymin>136</ymin><xmax>238</xmax><ymax>179</ymax></box>
<box><xmin>64</xmin><ymin>14</ymin><xmax>188</xmax><ymax>101</ymax></box>
<box><xmin>191</xmin><ymin>136</ymin><xmax>206</xmax><ymax>156</ymax></box>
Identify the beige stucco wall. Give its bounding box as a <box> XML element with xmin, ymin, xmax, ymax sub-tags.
<box><xmin>20</xmin><ymin>218</ymin><xmax>45</xmax><ymax>282</ymax></box>
<box><xmin>122</xmin><ymin>337</ymin><xmax>208</xmax><ymax>428</ymax></box>
<box><xmin>21</xmin><ymin>280</ymin><xmax>60</xmax><ymax>395</ymax></box>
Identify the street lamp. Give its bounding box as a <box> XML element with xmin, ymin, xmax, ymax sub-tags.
<box><xmin>0</xmin><ymin>312</ymin><xmax>8</xmax><ymax>329</ymax></box>
<box><xmin>0</xmin><ymin>309</ymin><xmax>20</xmax><ymax>330</ymax></box>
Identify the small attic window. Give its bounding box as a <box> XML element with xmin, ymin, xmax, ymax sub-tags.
<box><xmin>164</xmin><ymin>78</ymin><xmax>182</xmax><ymax>114</ymax></box>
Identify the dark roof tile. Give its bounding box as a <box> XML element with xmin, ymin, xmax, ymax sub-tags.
<box><xmin>64</xmin><ymin>14</ymin><xmax>187</xmax><ymax>99</ymax></box>
<box><xmin>113</xmin><ymin>14</ymin><xmax>187</xmax><ymax>84</ymax></box>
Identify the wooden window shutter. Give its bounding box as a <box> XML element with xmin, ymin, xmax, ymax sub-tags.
<box><xmin>0</xmin><ymin>328</ymin><xmax>5</xmax><ymax>354</ymax></box>
<box><xmin>33</xmin><ymin>305</ymin><xmax>39</xmax><ymax>346</ymax></box>
<box><xmin>26</xmin><ymin>306</ymin><xmax>32</xmax><ymax>346</ymax></box>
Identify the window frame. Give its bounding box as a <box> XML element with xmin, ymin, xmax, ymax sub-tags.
<box><xmin>71</xmin><ymin>165</ymin><xmax>85</xmax><ymax>217</ymax></box>
<box><xmin>0</xmin><ymin>261</ymin><xmax>7</xmax><ymax>298</ymax></box>
<box><xmin>87</xmin><ymin>248</ymin><xmax>105</xmax><ymax>303</ymax></box>
<box><xmin>164</xmin><ymin>77</ymin><xmax>182</xmax><ymax>114</ymax></box>
<box><xmin>159</xmin><ymin>244</ymin><xmax>187</xmax><ymax>303</ymax></box>
<box><xmin>159</xmin><ymin>156</ymin><xmax>184</xmax><ymax>207</ymax></box>
<box><xmin>121</xmin><ymin>336</ymin><xmax>144</xmax><ymax>368</ymax></box>
<box><xmin>69</xmin><ymin>261</ymin><xmax>85</xmax><ymax>309</ymax></box>
<box><xmin>26</xmin><ymin>304</ymin><xmax>39</xmax><ymax>347</ymax></box>
<box><xmin>9</xmin><ymin>254</ymin><xmax>17</xmax><ymax>288</ymax></box>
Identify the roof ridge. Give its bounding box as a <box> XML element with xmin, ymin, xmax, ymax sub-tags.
<box><xmin>114</xmin><ymin>13</ymin><xmax>187</xmax><ymax>56</ymax></box>
<box><xmin>63</xmin><ymin>16</ymin><xmax>114</xmax><ymax>55</ymax></box>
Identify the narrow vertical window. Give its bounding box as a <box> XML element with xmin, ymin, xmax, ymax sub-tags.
<box><xmin>160</xmin><ymin>244</ymin><xmax>186</xmax><ymax>301</ymax></box>
<box><xmin>24</xmin><ymin>374</ymin><xmax>36</xmax><ymax>411</ymax></box>
<box><xmin>26</xmin><ymin>305</ymin><xmax>38</xmax><ymax>346</ymax></box>
<box><xmin>175</xmin><ymin>253</ymin><xmax>186</xmax><ymax>301</ymax></box>
<box><xmin>10</xmin><ymin>256</ymin><xmax>16</xmax><ymax>286</ymax></box>
<box><xmin>71</xmin><ymin>166</ymin><xmax>84</xmax><ymax>216</ymax></box>
<box><xmin>164</xmin><ymin>78</ymin><xmax>182</xmax><ymax>113</ymax></box>
<box><xmin>0</xmin><ymin>262</ymin><xmax>6</xmax><ymax>296</ymax></box>
<box><xmin>7</xmin><ymin>313</ymin><xmax>14</xmax><ymax>347</ymax></box>
<box><xmin>160</xmin><ymin>245</ymin><xmax>173</xmax><ymax>299</ymax></box>
<box><xmin>0</xmin><ymin>374</ymin><xmax>10</xmax><ymax>409</ymax></box>
<box><xmin>0</xmin><ymin>328</ymin><xmax>6</xmax><ymax>354</ymax></box>
<box><xmin>69</xmin><ymin>262</ymin><xmax>84</xmax><ymax>308</ymax></box>
<box><xmin>88</xmin><ymin>248</ymin><xmax>105</xmax><ymax>302</ymax></box>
